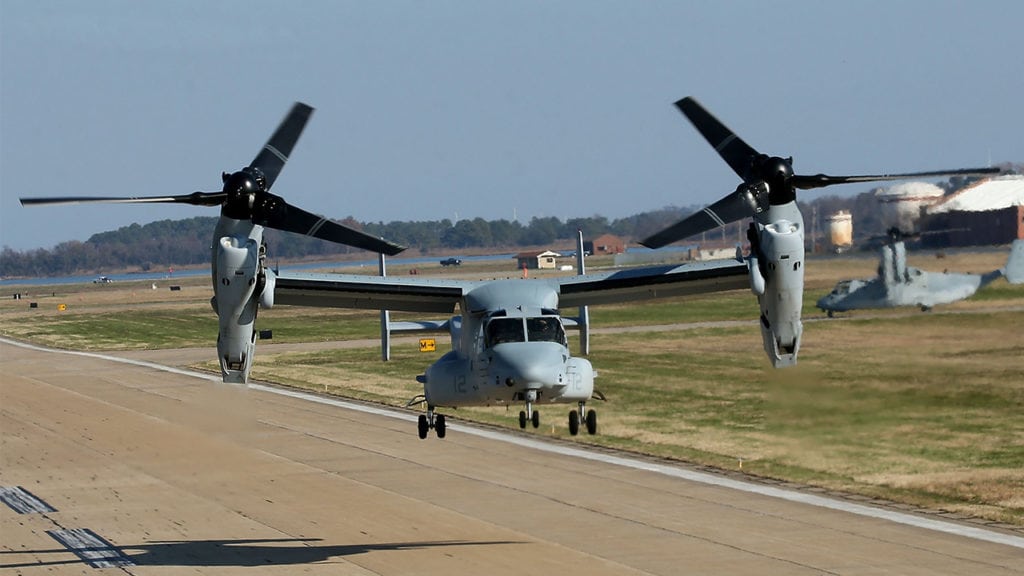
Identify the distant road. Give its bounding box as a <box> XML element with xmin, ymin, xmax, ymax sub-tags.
<box><xmin>109</xmin><ymin>304</ymin><xmax>1024</xmax><ymax>369</ymax></box>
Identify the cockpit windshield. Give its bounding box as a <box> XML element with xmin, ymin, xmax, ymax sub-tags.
<box><xmin>485</xmin><ymin>316</ymin><xmax>566</xmax><ymax>347</ymax></box>
<box><xmin>485</xmin><ymin>318</ymin><xmax>525</xmax><ymax>347</ymax></box>
<box><xmin>526</xmin><ymin>316</ymin><xmax>566</xmax><ymax>345</ymax></box>
<box><xmin>831</xmin><ymin>280</ymin><xmax>852</xmax><ymax>296</ymax></box>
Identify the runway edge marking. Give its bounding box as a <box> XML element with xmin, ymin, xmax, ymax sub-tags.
<box><xmin>4</xmin><ymin>336</ymin><xmax>1021</xmax><ymax>550</ymax></box>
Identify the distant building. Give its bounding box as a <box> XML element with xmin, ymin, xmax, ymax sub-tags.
<box><xmin>921</xmin><ymin>175</ymin><xmax>1024</xmax><ymax>247</ymax></box>
<box><xmin>583</xmin><ymin>234</ymin><xmax>625</xmax><ymax>255</ymax></box>
<box><xmin>515</xmin><ymin>250</ymin><xmax>561</xmax><ymax>270</ymax></box>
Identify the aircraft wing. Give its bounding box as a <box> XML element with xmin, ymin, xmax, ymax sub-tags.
<box><xmin>275</xmin><ymin>256</ymin><xmax>749</xmax><ymax>313</ymax></box>
<box><xmin>273</xmin><ymin>272</ymin><xmax>476</xmax><ymax>314</ymax></box>
<box><xmin>554</xmin><ymin>257</ymin><xmax>749</xmax><ymax>308</ymax></box>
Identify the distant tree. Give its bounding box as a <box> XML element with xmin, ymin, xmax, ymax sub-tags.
<box><xmin>564</xmin><ymin>215</ymin><xmax>610</xmax><ymax>240</ymax></box>
<box><xmin>522</xmin><ymin>216</ymin><xmax>562</xmax><ymax>245</ymax></box>
<box><xmin>489</xmin><ymin>219</ymin><xmax>525</xmax><ymax>247</ymax></box>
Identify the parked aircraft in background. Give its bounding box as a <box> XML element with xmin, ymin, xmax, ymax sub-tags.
<box><xmin>818</xmin><ymin>235</ymin><xmax>1024</xmax><ymax>315</ymax></box>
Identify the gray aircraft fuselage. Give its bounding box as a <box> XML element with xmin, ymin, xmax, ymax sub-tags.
<box><xmin>421</xmin><ymin>280</ymin><xmax>594</xmax><ymax>411</ymax></box>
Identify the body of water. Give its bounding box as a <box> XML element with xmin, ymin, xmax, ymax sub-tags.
<box><xmin>0</xmin><ymin>253</ymin><xmax>516</xmax><ymax>288</ymax></box>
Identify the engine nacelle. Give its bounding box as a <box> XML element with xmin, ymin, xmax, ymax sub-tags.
<box><xmin>554</xmin><ymin>356</ymin><xmax>595</xmax><ymax>403</ymax></box>
<box><xmin>755</xmin><ymin>218</ymin><xmax>804</xmax><ymax>367</ymax></box>
<box><xmin>213</xmin><ymin>234</ymin><xmax>262</xmax><ymax>383</ymax></box>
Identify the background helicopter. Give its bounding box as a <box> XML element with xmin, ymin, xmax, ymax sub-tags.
<box><xmin>21</xmin><ymin>103</ymin><xmax>406</xmax><ymax>383</ymax></box>
<box><xmin>271</xmin><ymin>234</ymin><xmax>749</xmax><ymax>438</ymax></box>
<box><xmin>818</xmin><ymin>229</ymin><xmax>1024</xmax><ymax>315</ymax></box>
<box><xmin>640</xmin><ymin>97</ymin><xmax>1001</xmax><ymax>366</ymax></box>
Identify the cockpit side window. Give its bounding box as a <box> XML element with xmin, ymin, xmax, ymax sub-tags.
<box><xmin>526</xmin><ymin>317</ymin><xmax>566</xmax><ymax>345</ymax></box>
<box><xmin>485</xmin><ymin>318</ymin><xmax>525</xmax><ymax>347</ymax></box>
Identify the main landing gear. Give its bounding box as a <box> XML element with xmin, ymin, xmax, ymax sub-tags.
<box><xmin>568</xmin><ymin>402</ymin><xmax>597</xmax><ymax>436</ymax></box>
<box><xmin>417</xmin><ymin>405</ymin><xmax>446</xmax><ymax>439</ymax></box>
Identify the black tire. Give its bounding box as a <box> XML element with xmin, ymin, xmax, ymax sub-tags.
<box><xmin>531</xmin><ymin>409</ymin><xmax>540</xmax><ymax>429</ymax></box>
<box><xmin>568</xmin><ymin>410</ymin><xmax>580</xmax><ymax>436</ymax></box>
<box><xmin>436</xmin><ymin>414</ymin><xmax>447</xmax><ymax>439</ymax></box>
<box><xmin>519</xmin><ymin>411</ymin><xmax>527</xmax><ymax>429</ymax></box>
<box><xmin>418</xmin><ymin>414</ymin><xmax>429</xmax><ymax>439</ymax></box>
<box><xmin>585</xmin><ymin>409</ymin><xmax>597</xmax><ymax>435</ymax></box>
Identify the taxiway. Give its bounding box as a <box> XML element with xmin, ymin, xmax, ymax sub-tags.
<box><xmin>2</xmin><ymin>340</ymin><xmax>1021</xmax><ymax>574</ymax></box>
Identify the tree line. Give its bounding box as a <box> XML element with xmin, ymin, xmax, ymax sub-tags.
<box><xmin>0</xmin><ymin>208</ymin><xmax>700</xmax><ymax>278</ymax></box>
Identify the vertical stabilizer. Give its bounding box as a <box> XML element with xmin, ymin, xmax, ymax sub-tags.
<box><xmin>576</xmin><ymin>230</ymin><xmax>590</xmax><ymax>356</ymax></box>
<box><xmin>380</xmin><ymin>252</ymin><xmax>391</xmax><ymax>361</ymax></box>
<box><xmin>1004</xmin><ymin>239</ymin><xmax>1024</xmax><ymax>285</ymax></box>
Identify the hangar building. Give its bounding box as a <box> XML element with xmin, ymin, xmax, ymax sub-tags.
<box><xmin>920</xmin><ymin>175</ymin><xmax>1024</xmax><ymax>247</ymax></box>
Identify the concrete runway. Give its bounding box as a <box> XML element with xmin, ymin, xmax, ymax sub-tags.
<box><xmin>2</xmin><ymin>340</ymin><xmax>1021</xmax><ymax>575</ymax></box>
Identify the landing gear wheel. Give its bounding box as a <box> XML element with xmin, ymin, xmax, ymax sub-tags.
<box><xmin>435</xmin><ymin>414</ymin><xmax>446</xmax><ymax>438</ymax></box>
<box><xmin>585</xmin><ymin>409</ymin><xmax>597</xmax><ymax>435</ymax></box>
<box><xmin>417</xmin><ymin>414</ymin><xmax>429</xmax><ymax>439</ymax></box>
<box><xmin>531</xmin><ymin>409</ymin><xmax>540</xmax><ymax>429</ymax></box>
<box><xmin>568</xmin><ymin>410</ymin><xmax>580</xmax><ymax>436</ymax></box>
<box><xmin>519</xmin><ymin>411</ymin><xmax>527</xmax><ymax>429</ymax></box>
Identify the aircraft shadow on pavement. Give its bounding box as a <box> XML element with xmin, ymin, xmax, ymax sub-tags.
<box><xmin>0</xmin><ymin>537</ymin><xmax>526</xmax><ymax>568</ymax></box>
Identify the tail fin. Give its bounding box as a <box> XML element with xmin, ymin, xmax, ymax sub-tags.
<box><xmin>1005</xmin><ymin>240</ymin><xmax>1024</xmax><ymax>285</ymax></box>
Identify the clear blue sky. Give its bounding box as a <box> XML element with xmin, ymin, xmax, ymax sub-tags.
<box><xmin>2</xmin><ymin>0</ymin><xmax>1021</xmax><ymax>251</ymax></box>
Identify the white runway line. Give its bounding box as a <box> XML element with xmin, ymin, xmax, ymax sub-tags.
<box><xmin>0</xmin><ymin>486</ymin><xmax>57</xmax><ymax>514</ymax></box>
<box><xmin>47</xmin><ymin>528</ymin><xmax>135</xmax><ymax>568</ymax></box>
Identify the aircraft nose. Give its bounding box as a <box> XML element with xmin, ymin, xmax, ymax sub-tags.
<box><xmin>488</xmin><ymin>342</ymin><xmax>567</xmax><ymax>388</ymax></box>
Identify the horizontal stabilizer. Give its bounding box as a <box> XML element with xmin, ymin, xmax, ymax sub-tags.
<box><xmin>389</xmin><ymin>320</ymin><xmax>451</xmax><ymax>333</ymax></box>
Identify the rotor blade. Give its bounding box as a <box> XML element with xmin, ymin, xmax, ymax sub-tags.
<box><xmin>20</xmin><ymin>192</ymin><xmax>227</xmax><ymax>207</ymax></box>
<box><xmin>249</xmin><ymin>102</ymin><xmax>315</xmax><ymax>191</ymax></box>
<box><xmin>792</xmin><ymin>167</ymin><xmax>1000</xmax><ymax>190</ymax></box>
<box><xmin>262</xmin><ymin>201</ymin><xmax>406</xmax><ymax>256</ymax></box>
<box><xmin>640</xmin><ymin>188</ymin><xmax>754</xmax><ymax>248</ymax></box>
<box><xmin>676</xmin><ymin>97</ymin><xmax>761</xmax><ymax>182</ymax></box>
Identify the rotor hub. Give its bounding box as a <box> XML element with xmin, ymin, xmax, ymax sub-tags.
<box><xmin>757</xmin><ymin>156</ymin><xmax>796</xmax><ymax>205</ymax></box>
<box><xmin>221</xmin><ymin>170</ymin><xmax>259</xmax><ymax>220</ymax></box>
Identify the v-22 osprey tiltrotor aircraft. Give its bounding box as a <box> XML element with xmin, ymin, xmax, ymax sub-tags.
<box><xmin>22</xmin><ymin>97</ymin><xmax>1001</xmax><ymax>439</ymax></box>
<box><xmin>817</xmin><ymin>231</ymin><xmax>1024</xmax><ymax>315</ymax></box>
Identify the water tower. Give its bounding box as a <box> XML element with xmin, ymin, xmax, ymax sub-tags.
<box><xmin>827</xmin><ymin>210</ymin><xmax>853</xmax><ymax>253</ymax></box>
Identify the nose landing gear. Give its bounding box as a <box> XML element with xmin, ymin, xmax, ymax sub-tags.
<box><xmin>518</xmin><ymin>390</ymin><xmax>540</xmax><ymax>429</ymax></box>
<box><xmin>417</xmin><ymin>405</ymin><xmax>446</xmax><ymax>439</ymax></box>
